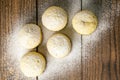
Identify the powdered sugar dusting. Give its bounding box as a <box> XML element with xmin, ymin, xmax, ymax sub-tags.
<box><xmin>7</xmin><ymin>23</ymin><xmax>30</xmax><ymax>61</ymax></box>
<box><xmin>47</xmin><ymin>33</ymin><xmax>71</xmax><ymax>58</ymax></box>
<box><xmin>5</xmin><ymin>0</ymin><xmax>117</xmax><ymax>79</ymax></box>
<box><xmin>38</xmin><ymin>1</ymin><xmax>114</xmax><ymax>80</ymax></box>
<box><xmin>38</xmin><ymin>1</ymin><xmax>82</xmax><ymax>79</ymax></box>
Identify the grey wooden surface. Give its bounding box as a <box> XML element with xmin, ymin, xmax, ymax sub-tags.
<box><xmin>0</xmin><ymin>0</ymin><xmax>120</xmax><ymax>80</ymax></box>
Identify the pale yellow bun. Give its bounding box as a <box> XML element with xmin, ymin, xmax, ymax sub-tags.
<box><xmin>72</xmin><ymin>10</ymin><xmax>98</xmax><ymax>35</ymax></box>
<box><xmin>19</xmin><ymin>24</ymin><xmax>42</xmax><ymax>49</ymax></box>
<box><xmin>47</xmin><ymin>33</ymin><xmax>71</xmax><ymax>58</ymax></box>
<box><xmin>20</xmin><ymin>52</ymin><xmax>46</xmax><ymax>77</ymax></box>
<box><xmin>42</xmin><ymin>6</ymin><xmax>67</xmax><ymax>31</ymax></box>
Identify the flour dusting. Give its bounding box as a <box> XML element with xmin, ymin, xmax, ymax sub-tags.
<box><xmin>6</xmin><ymin>0</ymin><xmax>115</xmax><ymax>79</ymax></box>
<box><xmin>37</xmin><ymin>1</ymin><xmax>113</xmax><ymax>80</ymax></box>
<box><xmin>7</xmin><ymin>24</ymin><xmax>30</xmax><ymax>61</ymax></box>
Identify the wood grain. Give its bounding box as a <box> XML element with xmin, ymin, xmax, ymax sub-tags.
<box><xmin>37</xmin><ymin>0</ymin><xmax>82</xmax><ymax>80</ymax></box>
<box><xmin>0</xmin><ymin>0</ymin><xmax>36</xmax><ymax>80</ymax></box>
<box><xmin>0</xmin><ymin>0</ymin><xmax>120</xmax><ymax>80</ymax></box>
<box><xmin>82</xmin><ymin>0</ymin><xmax>120</xmax><ymax>80</ymax></box>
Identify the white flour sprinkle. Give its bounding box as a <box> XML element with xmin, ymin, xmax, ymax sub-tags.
<box><xmin>7</xmin><ymin>25</ymin><xmax>30</xmax><ymax>61</ymax></box>
<box><xmin>6</xmin><ymin>1</ymin><xmax>117</xmax><ymax>79</ymax></box>
<box><xmin>38</xmin><ymin>2</ymin><xmax>113</xmax><ymax>80</ymax></box>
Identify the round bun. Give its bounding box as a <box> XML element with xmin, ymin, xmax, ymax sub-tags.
<box><xmin>20</xmin><ymin>52</ymin><xmax>46</xmax><ymax>77</ymax></box>
<box><xmin>42</xmin><ymin>6</ymin><xmax>67</xmax><ymax>31</ymax></box>
<box><xmin>72</xmin><ymin>10</ymin><xmax>98</xmax><ymax>35</ymax></box>
<box><xmin>19</xmin><ymin>24</ymin><xmax>42</xmax><ymax>49</ymax></box>
<box><xmin>47</xmin><ymin>33</ymin><xmax>71</xmax><ymax>58</ymax></box>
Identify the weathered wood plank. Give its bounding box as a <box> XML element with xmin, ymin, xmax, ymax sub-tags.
<box><xmin>0</xmin><ymin>0</ymin><xmax>36</xmax><ymax>79</ymax></box>
<box><xmin>0</xmin><ymin>0</ymin><xmax>119</xmax><ymax>80</ymax></box>
<box><xmin>82</xmin><ymin>0</ymin><xmax>120</xmax><ymax>80</ymax></box>
<box><xmin>37</xmin><ymin>0</ymin><xmax>82</xmax><ymax>80</ymax></box>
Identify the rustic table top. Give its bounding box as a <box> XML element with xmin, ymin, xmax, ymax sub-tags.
<box><xmin>0</xmin><ymin>0</ymin><xmax>120</xmax><ymax>80</ymax></box>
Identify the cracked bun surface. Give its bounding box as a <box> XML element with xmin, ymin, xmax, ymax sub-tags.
<box><xmin>20</xmin><ymin>52</ymin><xmax>46</xmax><ymax>77</ymax></box>
<box><xmin>72</xmin><ymin>10</ymin><xmax>98</xmax><ymax>35</ymax></box>
<box><xmin>18</xmin><ymin>24</ymin><xmax>42</xmax><ymax>49</ymax></box>
<box><xmin>47</xmin><ymin>33</ymin><xmax>71</xmax><ymax>58</ymax></box>
<box><xmin>42</xmin><ymin>6</ymin><xmax>68</xmax><ymax>31</ymax></box>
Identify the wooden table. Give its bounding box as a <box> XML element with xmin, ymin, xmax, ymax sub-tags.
<box><xmin>0</xmin><ymin>0</ymin><xmax>120</xmax><ymax>80</ymax></box>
